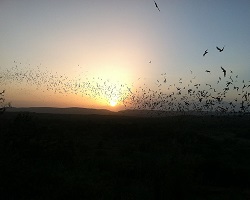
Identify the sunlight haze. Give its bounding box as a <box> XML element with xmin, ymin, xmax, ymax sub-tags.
<box><xmin>1</xmin><ymin>0</ymin><xmax>250</xmax><ymax>111</ymax></box>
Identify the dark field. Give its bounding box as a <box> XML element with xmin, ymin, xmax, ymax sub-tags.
<box><xmin>1</xmin><ymin>112</ymin><xmax>250</xmax><ymax>199</ymax></box>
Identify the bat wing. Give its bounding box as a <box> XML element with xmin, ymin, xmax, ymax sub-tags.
<box><xmin>216</xmin><ymin>46</ymin><xmax>222</xmax><ymax>51</ymax></box>
<box><xmin>154</xmin><ymin>1</ymin><xmax>160</xmax><ymax>11</ymax></box>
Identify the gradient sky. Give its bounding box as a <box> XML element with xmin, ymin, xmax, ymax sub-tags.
<box><xmin>1</xmin><ymin>0</ymin><xmax>250</xmax><ymax>110</ymax></box>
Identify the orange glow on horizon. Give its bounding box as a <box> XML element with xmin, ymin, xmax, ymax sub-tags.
<box><xmin>109</xmin><ymin>100</ymin><xmax>117</xmax><ymax>107</ymax></box>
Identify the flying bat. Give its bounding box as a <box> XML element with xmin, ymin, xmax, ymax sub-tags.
<box><xmin>221</xmin><ymin>66</ymin><xmax>226</xmax><ymax>77</ymax></box>
<box><xmin>154</xmin><ymin>1</ymin><xmax>160</xmax><ymax>11</ymax></box>
<box><xmin>203</xmin><ymin>49</ymin><xmax>208</xmax><ymax>56</ymax></box>
<box><xmin>216</xmin><ymin>46</ymin><xmax>225</xmax><ymax>52</ymax></box>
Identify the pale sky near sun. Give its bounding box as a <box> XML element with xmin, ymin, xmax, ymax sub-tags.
<box><xmin>1</xmin><ymin>0</ymin><xmax>250</xmax><ymax>110</ymax></box>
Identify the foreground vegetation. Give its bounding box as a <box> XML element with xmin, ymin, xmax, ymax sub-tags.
<box><xmin>1</xmin><ymin>112</ymin><xmax>250</xmax><ymax>199</ymax></box>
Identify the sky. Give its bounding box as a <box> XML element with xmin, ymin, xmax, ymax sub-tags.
<box><xmin>1</xmin><ymin>0</ymin><xmax>250</xmax><ymax>111</ymax></box>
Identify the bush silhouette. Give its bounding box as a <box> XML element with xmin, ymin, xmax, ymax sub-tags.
<box><xmin>0</xmin><ymin>89</ymin><xmax>5</xmax><ymax>114</ymax></box>
<box><xmin>0</xmin><ymin>89</ymin><xmax>10</xmax><ymax>115</ymax></box>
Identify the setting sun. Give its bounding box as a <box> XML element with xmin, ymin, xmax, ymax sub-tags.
<box><xmin>109</xmin><ymin>100</ymin><xmax>117</xmax><ymax>107</ymax></box>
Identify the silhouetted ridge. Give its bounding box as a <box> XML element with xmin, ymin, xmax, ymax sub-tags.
<box><xmin>7</xmin><ymin>107</ymin><xmax>115</xmax><ymax>115</ymax></box>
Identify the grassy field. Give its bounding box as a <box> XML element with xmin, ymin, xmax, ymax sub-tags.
<box><xmin>1</xmin><ymin>112</ymin><xmax>250</xmax><ymax>199</ymax></box>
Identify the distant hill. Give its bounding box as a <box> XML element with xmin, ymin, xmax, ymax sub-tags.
<box><xmin>117</xmin><ymin>109</ymin><xmax>184</xmax><ymax>117</ymax></box>
<box><xmin>6</xmin><ymin>107</ymin><xmax>234</xmax><ymax>117</ymax></box>
<box><xmin>7</xmin><ymin>107</ymin><xmax>116</xmax><ymax>115</ymax></box>
<box><xmin>6</xmin><ymin>107</ymin><xmax>181</xmax><ymax>117</ymax></box>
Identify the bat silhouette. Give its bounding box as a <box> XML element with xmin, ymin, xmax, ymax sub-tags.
<box><xmin>203</xmin><ymin>49</ymin><xmax>208</xmax><ymax>56</ymax></box>
<box><xmin>154</xmin><ymin>1</ymin><xmax>160</xmax><ymax>11</ymax></box>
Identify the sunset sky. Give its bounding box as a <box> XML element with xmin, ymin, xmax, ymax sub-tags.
<box><xmin>1</xmin><ymin>0</ymin><xmax>250</xmax><ymax>111</ymax></box>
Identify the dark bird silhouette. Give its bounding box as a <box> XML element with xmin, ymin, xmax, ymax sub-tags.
<box><xmin>205</xmin><ymin>70</ymin><xmax>211</xmax><ymax>73</ymax></box>
<box><xmin>203</xmin><ymin>49</ymin><xmax>208</xmax><ymax>56</ymax></box>
<box><xmin>154</xmin><ymin>1</ymin><xmax>160</xmax><ymax>11</ymax></box>
<box><xmin>127</xmin><ymin>87</ymin><xmax>133</xmax><ymax>94</ymax></box>
<box><xmin>221</xmin><ymin>66</ymin><xmax>226</xmax><ymax>77</ymax></box>
<box><xmin>216</xmin><ymin>46</ymin><xmax>225</xmax><ymax>52</ymax></box>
